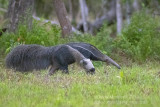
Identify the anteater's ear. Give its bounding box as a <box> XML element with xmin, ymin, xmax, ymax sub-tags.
<box><xmin>80</xmin><ymin>60</ymin><xmax>83</xmax><ymax>65</ymax></box>
<box><xmin>80</xmin><ymin>59</ymin><xmax>87</xmax><ymax>66</ymax></box>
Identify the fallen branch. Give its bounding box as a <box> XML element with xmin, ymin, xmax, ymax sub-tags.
<box><xmin>32</xmin><ymin>15</ymin><xmax>81</xmax><ymax>35</ymax></box>
<box><xmin>0</xmin><ymin>7</ymin><xmax>7</xmax><ymax>12</ymax></box>
<box><xmin>32</xmin><ymin>15</ymin><xmax>59</xmax><ymax>25</ymax></box>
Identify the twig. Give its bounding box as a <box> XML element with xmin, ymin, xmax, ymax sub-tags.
<box><xmin>0</xmin><ymin>7</ymin><xmax>7</xmax><ymax>12</ymax></box>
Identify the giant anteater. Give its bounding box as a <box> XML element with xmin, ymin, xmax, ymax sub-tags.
<box><xmin>5</xmin><ymin>44</ymin><xmax>95</xmax><ymax>75</ymax></box>
<box><xmin>66</xmin><ymin>42</ymin><xmax>121</xmax><ymax>69</ymax></box>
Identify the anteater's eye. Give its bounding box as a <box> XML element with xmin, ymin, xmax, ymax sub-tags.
<box><xmin>83</xmin><ymin>61</ymin><xmax>87</xmax><ymax>66</ymax></box>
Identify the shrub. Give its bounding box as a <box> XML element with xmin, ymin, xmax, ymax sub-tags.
<box><xmin>118</xmin><ymin>11</ymin><xmax>160</xmax><ymax>61</ymax></box>
<box><xmin>0</xmin><ymin>20</ymin><xmax>62</xmax><ymax>54</ymax></box>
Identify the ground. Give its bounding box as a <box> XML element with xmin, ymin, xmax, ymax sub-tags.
<box><xmin>0</xmin><ymin>61</ymin><xmax>160</xmax><ymax>107</ymax></box>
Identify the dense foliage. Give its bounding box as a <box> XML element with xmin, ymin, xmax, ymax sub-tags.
<box><xmin>117</xmin><ymin>12</ymin><xmax>160</xmax><ymax>61</ymax></box>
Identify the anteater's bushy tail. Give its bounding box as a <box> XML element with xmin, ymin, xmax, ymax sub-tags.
<box><xmin>5</xmin><ymin>45</ymin><xmax>53</xmax><ymax>72</ymax></box>
<box><xmin>104</xmin><ymin>56</ymin><xmax>121</xmax><ymax>69</ymax></box>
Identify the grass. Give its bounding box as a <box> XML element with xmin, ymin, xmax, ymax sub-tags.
<box><xmin>0</xmin><ymin>61</ymin><xmax>160</xmax><ymax>107</ymax></box>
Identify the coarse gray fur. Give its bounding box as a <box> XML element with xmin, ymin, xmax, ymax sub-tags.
<box><xmin>5</xmin><ymin>44</ymin><xmax>95</xmax><ymax>75</ymax></box>
<box><xmin>66</xmin><ymin>42</ymin><xmax>121</xmax><ymax>69</ymax></box>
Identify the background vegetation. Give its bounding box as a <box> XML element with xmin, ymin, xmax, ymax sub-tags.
<box><xmin>1</xmin><ymin>11</ymin><xmax>160</xmax><ymax>61</ymax></box>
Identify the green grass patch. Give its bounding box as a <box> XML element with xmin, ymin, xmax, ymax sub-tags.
<box><xmin>0</xmin><ymin>62</ymin><xmax>160</xmax><ymax>107</ymax></box>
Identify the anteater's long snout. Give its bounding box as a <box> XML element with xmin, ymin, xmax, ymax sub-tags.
<box><xmin>90</xmin><ymin>68</ymin><xmax>95</xmax><ymax>72</ymax></box>
<box><xmin>105</xmin><ymin>56</ymin><xmax>121</xmax><ymax>69</ymax></box>
<box><xmin>87</xmin><ymin>68</ymin><xmax>95</xmax><ymax>75</ymax></box>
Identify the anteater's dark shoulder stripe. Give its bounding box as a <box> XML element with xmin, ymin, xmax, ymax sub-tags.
<box><xmin>72</xmin><ymin>45</ymin><xmax>97</xmax><ymax>58</ymax></box>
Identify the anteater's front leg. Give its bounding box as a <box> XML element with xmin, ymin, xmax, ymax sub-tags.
<box><xmin>60</xmin><ymin>66</ymin><xmax>69</xmax><ymax>74</ymax></box>
<box><xmin>45</xmin><ymin>66</ymin><xmax>59</xmax><ymax>80</ymax></box>
<box><xmin>48</xmin><ymin>66</ymin><xmax>59</xmax><ymax>76</ymax></box>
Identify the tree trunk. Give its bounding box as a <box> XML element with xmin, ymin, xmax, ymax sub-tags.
<box><xmin>151</xmin><ymin>0</ymin><xmax>160</xmax><ymax>12</ymax></box>
<box><xmin>133</xmin><ymin>0</ymin><xmax>140</xmax><ymax>12</ymax></box>
<box><xmin>126</xmin><ymin>0</ymin><xmax>131</xmax><ymax>25</ymax></box>
<box><xmin>79</xmin><ymin>0</ymin><xmax>88</xmax><ymax>33</ymax></box>
<box><xmin>68</xmin><ymin>0</ymin><xmax>73</xmax><ymax>21</ymax></box>
<box><xmin>53</xmin><ymin>0</ymin><xmax>72</xmax><ymax>37</ymax></box>
<box><xmin>91</xmin><ymin>0</ymin><xmax>116</xmax><ymax>34</ymax></box>
<box><xmin>7</xmin><ymin>0</ymin><xmax>34</xmax><ymax>32</ymax></box>
<box><xmin>116</xmin><ymin>0</ymin><xmax>123</xmax><ymax>34</ymax></box>
<box><xmin>71</xmin><ymin>0</ymin><xmax>79</xmax><ymax>24</ymax></box>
